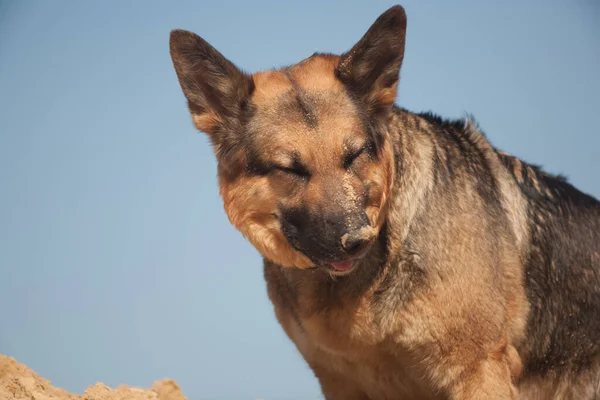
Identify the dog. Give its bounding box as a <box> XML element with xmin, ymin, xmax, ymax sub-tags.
<box><xmin>168</xmin><ymin>5</ymin><xmax>600</xmax><ymax>399</ymax></box>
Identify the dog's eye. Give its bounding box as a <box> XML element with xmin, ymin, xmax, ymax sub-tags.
<box><xmin>275</xmin><ymin>165</ymin><xmax>310</xmax><ymax>178</ymax></box>
<box><xmin>344</xmin><ymin>146</ymin><xmax>367</xmax><ymax>169</ymax></box>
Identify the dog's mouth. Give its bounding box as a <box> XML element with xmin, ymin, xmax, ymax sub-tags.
<box><xmin>283</xmin><ymin>229</ymin><xmax>374</xmax><ymax>275</ymax></box>
<box><xmin>290</xmin><ymin>244</ymin><xmax>364</xmax><ymax>274</ymax></box>
<box><xmin>330</xmin><ymin>260</ymin><xmax>354</xmax><ymax>271</ymax></box>
<box><xmin>314</xmin><ymin>244</ymin><xmax>373</xmax><ymax>276</ymax></box>
<box><xmin>321</xmin><ymin>259</ymin><xmax>358</xmax><ymax>276</ymax></box>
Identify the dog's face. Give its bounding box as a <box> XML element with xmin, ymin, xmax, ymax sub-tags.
<box><xmin>169</xmin><ymin>6</ymin><xmax>406</xmax><ymax>274</ymax></box>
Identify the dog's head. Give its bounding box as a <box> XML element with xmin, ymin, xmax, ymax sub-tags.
<box><xmin>169</xmin><ymin>6</ymin><xmax>406</xmax><ymax>274</ymax></box>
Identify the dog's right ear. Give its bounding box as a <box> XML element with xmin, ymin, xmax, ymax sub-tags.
<box><xmin>169</xmin><ymin>30</ymin><xmax>254</xmax><ymax>140</ymax></box>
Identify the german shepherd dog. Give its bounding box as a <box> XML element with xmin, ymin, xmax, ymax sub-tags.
<box><xmin>168</xmin><ymin>5</ymin><xmax>600</xmax><ymax>399</ymax></box>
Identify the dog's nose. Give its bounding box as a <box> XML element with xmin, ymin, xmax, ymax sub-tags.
<box><xmin>341</xmin><ymin>227</ymin><xmax>375</xmax><ymax>256</ymax></box>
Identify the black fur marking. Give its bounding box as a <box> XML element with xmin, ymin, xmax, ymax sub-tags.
<box><xmin>419</xmin><ymin>110</ymin><xmax>600</xmax><ymax>378</ymax></box>
<box><xmin>283</xmin><ymin>70</ymin><xmax>319</xmax><ymax>129</ymax></box>
<box><xmin>417</xmin><ymin>111</ymin><xmax>504</xmax><ymax>218</ymax></box>
<box><xmin>505</xmin><ymin>156</ymin><xmax>600</xmax><ymax>376</ymax></box>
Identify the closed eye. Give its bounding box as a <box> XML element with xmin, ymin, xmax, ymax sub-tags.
<box><xmin>343</xmin><ymin>146</ymin><xmax>367</xmax><ymax>169</ymax></box>
<box><xmin>274</xmin><ymin>164</ymin><xmax>310</xmax><ymax>178</ymax></box>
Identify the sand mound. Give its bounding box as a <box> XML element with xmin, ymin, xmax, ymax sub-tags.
<box><xmin>0</xmin><ymin>354</ymin><xmax>187</xmax><ymax>400</ymax></box>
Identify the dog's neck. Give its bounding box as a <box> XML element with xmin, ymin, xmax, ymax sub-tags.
<box><xmin>381</xmin><ymin>110</ymin><xmax>435</xmax><ymax>259</ymax></box>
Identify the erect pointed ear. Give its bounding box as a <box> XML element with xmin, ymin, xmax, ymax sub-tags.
<box><xmin>169</xmin><ymin>30</ymin><xmax>254</xmax><ymax>139</ymax></box>
<box><xmin>336</xmin><ymin>5</ymin><xmax>407</xmax><ymax>113</ymax></box>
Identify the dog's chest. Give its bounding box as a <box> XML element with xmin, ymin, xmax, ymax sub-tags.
<box><xmin>292</xmin><ymin>312</ymin><xmax>441</xmax><ymax>400</ymax></box>
<box><xmin>301</xmin><ymin>297</ymin><xmax>384</xmax><ymax>353</ymax></box>
<box><xmin>341</xmin><ymin>359</ymin><xmax>441</xmax><ymax>400</ymax></box>
<box><xmin>286</xmin><ymin>300</ymin><xmax>441</xmax><ymax>399</ymax></box>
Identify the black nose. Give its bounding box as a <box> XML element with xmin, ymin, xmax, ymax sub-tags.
<box><xmin>341</xmin><ymin>227</ymin><xmax>374</xmax><ymax>256</ymax></box>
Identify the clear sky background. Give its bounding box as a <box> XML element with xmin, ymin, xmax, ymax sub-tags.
<box><xmin>0</xmin><ymin>1</ymin><xmax>598</xmax><ymax>399</ymax></box>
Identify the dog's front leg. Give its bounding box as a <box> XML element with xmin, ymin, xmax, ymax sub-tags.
<box><xmin>446</xmin><ymin>351</ymin><xmax>520</xmax><ymax>400</ymax></box>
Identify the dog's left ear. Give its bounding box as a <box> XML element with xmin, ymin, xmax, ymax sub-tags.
<box><xmin>336</xmin><ymin>5</ymin><xmax>407</xmax><ymax>114</ymax></box>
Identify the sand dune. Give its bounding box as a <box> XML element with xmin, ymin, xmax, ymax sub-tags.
<box><xmin>0</xmin><ymin>354</ymin><xmax>187</xmax><ymax>400</ymax></box>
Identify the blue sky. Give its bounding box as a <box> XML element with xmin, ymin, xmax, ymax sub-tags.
<box><xmin>0</xmin><ymin>1</ymin><xmax>598</xmax><ymax>399</ymax></box>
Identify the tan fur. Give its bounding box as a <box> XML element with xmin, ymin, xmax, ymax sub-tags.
<box><xmin>251</xmin><ymin>70</ymin><xmax>293</xmax><ymax>104</ymax></box>
<box><xmin>217</xmin><ymin>54</ymin><xmax>394</xmax><ymax>269</ymax></box>
<box><xmin>261</xmin><ymin>111</ymin><xmax>533</xmax><ymax>399</ymax></box>
<box><xmin>365</xmin><ymin>135</ymin><xmax>395</xmax><ymax>232</ymax></box>
<box><xmin>191</xmin><ymin>112</ymin><xmax>220</xmax><ymax>134</ymax></box>
<box><xmin>249</xmin><ymin>101</ymin><xmax>529</xmax><ymax>398</ymax></box>
<box><xmin>169</xmin><ymin>5</ymin><xmax>599</xmax><ymax>398</ymax></box>
<box><xmin>220</xmin><ymin>175</ymin><xmax>314</xmax><ymax>268</ymax></box>
<box><xmin>288</xmin><ymin>54</ymin><xmax>343</xmax><ymax>92</ymax></box>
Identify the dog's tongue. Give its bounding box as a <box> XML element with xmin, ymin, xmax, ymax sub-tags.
<box><xmin>330</xmin><ymin>260</ymin><xmax>354</xmax><ymax>271</ymax></box>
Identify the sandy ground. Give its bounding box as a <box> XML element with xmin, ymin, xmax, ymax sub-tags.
<box><xmin>0</xmin><ymin>353</ymin><xmax>187</xmax><ymax>400</ymax></box>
